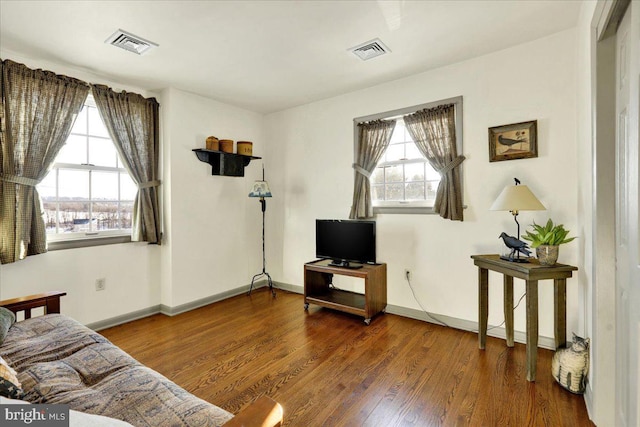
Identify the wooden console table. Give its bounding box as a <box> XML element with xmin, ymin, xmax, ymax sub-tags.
<box><xmin>304</xmin><ymin>259</ymin><xmax>387</xmax><ymax>325</ymax></box>
<box><xmin>471</xmin><ymin>254</ymin><xmax>577</xmax><ymax>381</ymax></box>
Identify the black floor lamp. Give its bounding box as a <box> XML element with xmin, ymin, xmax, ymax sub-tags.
<box><xmin>248</xmin><ymin>166</ymin><xmax>275</xmax><ymax>297</ymax></box>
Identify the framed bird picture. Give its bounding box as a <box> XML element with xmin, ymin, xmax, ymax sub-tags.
<box><xmin>488</xmin><ymin>120</ymin><xmax>538</xmax><ymax>162</ymax></box>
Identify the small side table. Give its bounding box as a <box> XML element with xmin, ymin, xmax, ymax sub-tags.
<box><xmin>471</xmin><ymin>254</ymin><xmax>578</xmax><ymax>381</ymax></box>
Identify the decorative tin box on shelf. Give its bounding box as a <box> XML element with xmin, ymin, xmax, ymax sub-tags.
<box><xmin>206</xmin><ymin>136</ymin><xmax>219</xmax><ymax>151</ymax></box>
<box><xmin>237</xmin><ymin>141</ymin><xmax>253</xmax><ymax>156</ymax></box>
<box><xmin>219</xmin><ymin>139</ymin><xmax>234</xmax><ymax>153</ymax></box>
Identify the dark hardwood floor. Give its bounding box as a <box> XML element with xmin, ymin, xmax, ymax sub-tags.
<box><xmin>100</xmin><ymin>289</ymin><xmax>594</xmax><ymax>426</ymax></box>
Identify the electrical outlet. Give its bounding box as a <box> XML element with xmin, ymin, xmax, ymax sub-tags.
<box><xmin>404</xmin><ymin>269</ymin><xmax>411</xmax><ymax>281</ymax></box>
<box><xmin>95</xmin><ymin>278</ymin><xmax>106</xmax><ymax>291</ymax></box>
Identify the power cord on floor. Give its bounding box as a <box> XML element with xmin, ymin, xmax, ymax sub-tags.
<box><xmin>405</xmin><ymin>271</ymin><xmax>526</xmax><ymax>333</ymax></box>
<box><xmin>486</xmin><ymin>291</ymin><xmax>527</xmax><ymax>332</ymax></box>
<box><xmin>405</xmin><ymin>272</ymin><xmax>450</xmax><ymax>328</ymax></box>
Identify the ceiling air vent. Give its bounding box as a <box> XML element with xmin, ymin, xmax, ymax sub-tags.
<box><xmin>105</xmin><ymin>29</ymin><xmax>158</xmax><ymax>55</ymax></box>
<box><xmin>349</xmin><ymin>38</ymin><xmax>391</xmax><ymax>61</ymax></box>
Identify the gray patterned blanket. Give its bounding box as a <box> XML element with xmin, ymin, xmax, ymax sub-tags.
<box><xmin>0</xmin><ymin>314</ymin><xmax>233</xmax><ymax>426</ymax></box>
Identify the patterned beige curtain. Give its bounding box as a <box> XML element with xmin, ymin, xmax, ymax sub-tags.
<box><xmin>0</xmin><ymin>59</ymin><xmax>89</xmax><ymax>264</ymax></box>
<box><xmin>404</xmin><ymin>104</ymin><xmax>465</xmax><ymax>221</ymax></box>
<box><xmin>91</xmin><ymin>85</ymin><xmax>161</xmax><ymax>244</ymax></box>
<box><xmin>349</xmin><ymin>119</ymin><xmax>396</xmax><ymax>219</ymax></box>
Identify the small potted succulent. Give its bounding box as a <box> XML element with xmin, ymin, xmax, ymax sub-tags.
<box><xmin>522</xmin><ymin>219</ymin><xmax>576</xmax><ymax>266</ymax></box>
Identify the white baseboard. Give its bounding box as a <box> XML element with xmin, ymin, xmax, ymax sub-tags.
<box><xmin>87</xmin><ymin>305</ymin><xmax>162</xmax><ymax>331</ymax></box>
<box><xmin>87</xmin><ymin>281</ymin><xmax>269</xmax><ymax>331</ymax></box>
<box><xmin>384</xmin><ymin>303</ymin><xmax>556</xmax><ymax>350</ymax></box>
<box><xmin>273</xmin><ymin>280</ymin><xmax>302</xmax><ymax>294</ymax></box>
<box><xmin>273</xmin><ymin>281</ymin><xmax>556</xmax><ymax>350</ymax></box>
<box><xmin>88</xmin><ymin>280</ymin><xmax>556</xmax><ymax>350</ymax></box>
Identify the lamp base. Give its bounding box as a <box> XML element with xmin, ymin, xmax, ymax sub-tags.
<box><xmin>500</xmin><ymin>255</ymin><xmax>531</xmax><ymax>263</ymax></box>
<box><xmin>248</xmin><ymin>270</ymin><xmax>276</xmax><ymax>297</ymax></box>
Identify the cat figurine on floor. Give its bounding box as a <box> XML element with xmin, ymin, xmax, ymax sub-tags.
<box><xmin>551</xmin><ymin>333</ymin><xmax>590</xmax><ymax>394</ymax></box>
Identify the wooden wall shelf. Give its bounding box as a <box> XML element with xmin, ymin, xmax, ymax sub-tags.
<box><xmin>193</xmin><ymin>148</ymin><xmax>261</xmax><ymax>177</ymax></box>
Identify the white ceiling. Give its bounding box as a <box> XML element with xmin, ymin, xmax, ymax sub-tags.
<box><xmin>0</xmin><ymin>1</ymin><xmax>582</xmax><ymax>114</ymax></box>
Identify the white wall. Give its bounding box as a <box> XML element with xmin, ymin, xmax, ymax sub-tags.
<box><xmin>265</xmin><ymin>28</ymin><xmax>580</xmax><ymax>341</ymax></box>
<box><xmin>161</xmin><ymin>88</ymin><xmax>265</xmax><ymax>307</ymax></box>
<box><xmin>0</xmin><ymin>243</ymin><xmax>159</xmax><ymax>324</ymax></box>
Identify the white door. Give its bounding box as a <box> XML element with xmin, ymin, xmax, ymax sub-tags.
<box><xmin>615</xmin><ymin>4</ymin><xmax>640</xmax><ymax>426</ymax></box>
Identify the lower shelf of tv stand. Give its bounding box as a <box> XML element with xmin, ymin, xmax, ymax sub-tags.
<box><xmin>303</xmin><ymin>259</ymin><xmax>387</xmax><ymax>325</ymax></box>
<box><xmin>305</xmin><ymin>289</ymin><xmax>366</xmax><ymax>316</ymax></box>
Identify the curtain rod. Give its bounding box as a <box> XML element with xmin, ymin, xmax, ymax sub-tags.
<box><xmin>353</xmin><ymin>95</ymin><xmax>462</xmax><ymax>124</ymax></box>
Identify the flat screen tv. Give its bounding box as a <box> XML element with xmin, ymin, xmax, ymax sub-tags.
<box><xmin>315</xmin><ymin>219</ymin><xmax>376</xmax><ymax>268</ymax></box>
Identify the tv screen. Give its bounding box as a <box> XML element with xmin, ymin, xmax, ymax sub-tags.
<box><xmin>315</xmin><ymin>219</ymin><xmax>376</xmax><ymax>266</ymax></box>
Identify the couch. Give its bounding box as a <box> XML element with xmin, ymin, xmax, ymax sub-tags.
<box><xmin>0</xmin><ymin>291</ymin><xmax>282</xmax><ymax>427</ymax></box>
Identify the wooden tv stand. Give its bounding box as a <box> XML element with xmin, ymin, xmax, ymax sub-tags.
<box><xmin>303</xmin><ymin>259</ymin><xmax>387</xmax><ymax>325</ymax></box>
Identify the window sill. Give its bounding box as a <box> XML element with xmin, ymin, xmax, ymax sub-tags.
<box><xmin>373</xmin><ymin>205</ymin><xmax>467</xmax><ymax>215</ymax></box>
<box><xmin>373</xmin><ymin>206</ymin><xmax>436</xmax><ymax>215</ymax></box>
<box><xmin>47</xmin><ymin>235</ymin><xmax>132</xmax><ymax>251</ymax></box>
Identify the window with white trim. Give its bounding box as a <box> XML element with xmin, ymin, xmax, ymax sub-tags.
<box><xmin>356</xmin><ymin>97</ymin><xmax>463</xmax><ymax>214</ymax></box>
<box><xmin>37</xmin><ymin>95</ymin><xmax>136</xmax><ymax>241</ymax></box>
<box><xmin>370</xmin><ymin>118</ymin><xmax>441</xmax><ymax>208</ymax></box>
